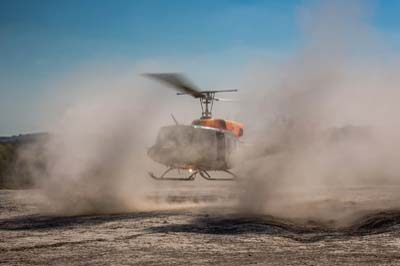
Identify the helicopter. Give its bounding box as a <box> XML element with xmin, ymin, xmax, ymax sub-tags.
<box><xmin>145</xmin><ymin>73</ymin><xmax>244</xmax><ymax>181</ymax></box>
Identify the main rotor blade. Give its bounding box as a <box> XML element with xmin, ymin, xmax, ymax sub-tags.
<box><xmin>144</xmin><ymin>73</ymin><xmax>204</xmax><ymax>98</ymax></box>
<box><xmin>214</xmin><ymin>98</ymin><xmax>239</xmax><ymax>102</ymax></box>
<box><xmin>200</xmin><ymin>89</ymin><xmax>238</xmax><ymax>94</ymax></box>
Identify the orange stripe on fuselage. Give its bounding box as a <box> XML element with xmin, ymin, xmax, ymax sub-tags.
<box><xmin>191</xmin><ymin>118</ymin><xmax>244</xmax><ymax>137</ymax></box>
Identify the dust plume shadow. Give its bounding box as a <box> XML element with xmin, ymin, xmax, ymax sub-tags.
<box><xmin>0</xmin><ymin>211</ymin><xmax>170</xmax><ymax>231</ymax></box>
<box><xmin>148</xmin><ymin>210</ymin><xmax>400</xmax><ymax>242</ymax></box>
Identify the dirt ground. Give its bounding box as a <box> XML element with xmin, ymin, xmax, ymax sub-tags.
<box><xmin>1</xmin><ymin>184</ymin><xmax>400</xmax><ymax>266</ymax></box>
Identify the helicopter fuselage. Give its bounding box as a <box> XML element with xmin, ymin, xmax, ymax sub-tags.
<box><xmin>148</xmin><ymin>124</ymin><xmax>239</xmax><ymax>171</ymax></box>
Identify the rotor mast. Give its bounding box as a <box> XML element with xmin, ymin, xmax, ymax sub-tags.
<box><xmin>178</xmin><ymin>89</ymin><xmax>237</xmax><ymax>119</ymax></box>
<box><xmin>199</xmin><ymin>92</ymin><xmax>214</xmax><ymax>119</ymax></box>
<box><xmin>144</xmin><ymin>73</ymin><xmax>237</xmax><ymax>120</ymax></box>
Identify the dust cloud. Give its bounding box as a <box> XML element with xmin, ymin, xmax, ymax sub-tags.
<box><xmin>24</xmin><ymin>68</ymin><xmax>175</xmax><ymax>215</ymax></box>
<box><xmin>235</xmin><ymin>1</ymin><xmax>400</xmax><ymax>226</ymax></box>
<box><xmin>16</xmin><ymin>1</ymin><xmax>400</xmax><ymax>225</ymax></box>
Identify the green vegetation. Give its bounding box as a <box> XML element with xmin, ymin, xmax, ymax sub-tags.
<box><xmin>0</xmin><ymin>143</ymin><xmax>15</xmax><ymax>187</ymax></box>
<box><xmin>0</xmin><ymin>134</ymin><xmax>47</xmax><ymax>189</ymax></box>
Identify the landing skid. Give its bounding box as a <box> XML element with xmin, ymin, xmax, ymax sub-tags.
<box><xmin>149</xmin><ymin>167</ymin><xmax>237</xmax><ymax>181</ymax></box>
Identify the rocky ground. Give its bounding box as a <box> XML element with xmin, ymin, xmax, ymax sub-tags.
<box><xmin>1</xmin><ymin>184</ymin><xmax>400</xmax><ymax>265</ymax></box>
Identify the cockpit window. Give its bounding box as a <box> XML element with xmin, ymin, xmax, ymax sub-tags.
<box><xmin>156</xmin><ymin>126</ymin><xmax>192</xmax><ymax>147</ymax></box>
<box><xmin>156</xmin><ymin>125</ymin><xmax>215</xmax><ymax>147</ymax></box>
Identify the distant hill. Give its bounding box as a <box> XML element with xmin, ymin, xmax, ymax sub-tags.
<box><xmin>0</xmin><ymin>132</ymin><xmax>49</xmax><ymax>144</ymax></box>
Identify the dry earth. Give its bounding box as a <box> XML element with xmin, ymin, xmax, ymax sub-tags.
<box><xmin>1</xmin><ymin>183</ymin><xmax>400</xmax><ymax>265</ymax></box>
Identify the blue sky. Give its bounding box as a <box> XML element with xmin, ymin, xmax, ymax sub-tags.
<box><xmin>1</xmin><ymin>0</ymin><xmax>400</xmax><ymax>135</ymax></box>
